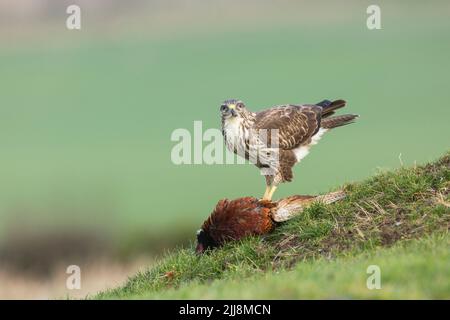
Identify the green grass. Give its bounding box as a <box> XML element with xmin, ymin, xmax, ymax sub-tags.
<box><xmin>103</xmin><ymin>234</ymin><xmax>450</xmax><ymax>299</ymax></box>
<box><xmin>95</xmin><ymin>152</ymin><xmax>450</xmax><ymax>299</ymax></box>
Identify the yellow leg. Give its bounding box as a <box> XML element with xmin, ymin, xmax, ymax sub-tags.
<box><xmin>262</xmin><ymin>185</ymin><xmax>277</xmax><ymax>201</ymax></box>
<box><xmin>267</xmin><ymin>185</ymin><xmax>278</xmax><ymax>200</ymax></box>
<box><xmin>262</xmin><ymin>186</ymin><xmax>271</xmax><ymax>200</ymax></box>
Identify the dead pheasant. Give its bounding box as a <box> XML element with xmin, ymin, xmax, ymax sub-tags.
<box><xmin>195</xmin><ymin>191</ymin><xmax>345</xmax><ymax>253</ymax></box>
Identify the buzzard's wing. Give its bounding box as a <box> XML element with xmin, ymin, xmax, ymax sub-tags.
<box><xmin>254</xmin><ymin>105</ymin><xmax>322</xmax><ymax>150</ymax></box>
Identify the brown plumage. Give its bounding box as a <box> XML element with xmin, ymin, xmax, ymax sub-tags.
<box><xmin>220</xmin><ymin>99</ymin><xmax>358</xmax><ymax>201</ymax></box>
<box><xmin>195</xmin><ymin>191</ymin><xmax>345</xmax><ymax>253</ymax></box>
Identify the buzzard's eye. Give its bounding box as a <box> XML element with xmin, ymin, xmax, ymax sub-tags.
<box><xmin>220</xmin><ymin>105</ymin><xmax>228</xmax><ymax>112</ymax></box>
<box><xmin>236</xmin><ymin>103</ymin><xmax>244</xmax><ymax>110</ymax></box>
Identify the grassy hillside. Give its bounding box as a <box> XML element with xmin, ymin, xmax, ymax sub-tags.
<box><xmin>96</xmin><ymin>152</ymin><xmax>449</xmax><ymax>299</ymax></box>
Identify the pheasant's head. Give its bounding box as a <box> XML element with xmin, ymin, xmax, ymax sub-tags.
<box><xmin>195</xmin><ymin>228</ymin><xmax>217</xmax><ymax>254</ymax></box>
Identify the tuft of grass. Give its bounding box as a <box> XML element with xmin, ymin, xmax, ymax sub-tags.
<box><xmin>96</xmin><ymin>152</ymin><xmax>449</xmax><ymax>299</ymax></box>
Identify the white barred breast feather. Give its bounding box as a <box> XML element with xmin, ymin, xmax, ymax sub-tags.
<box><xmin>223</xmin><ymin>116</ymin><xmax>246</xmax><ymax>154</ymax></box>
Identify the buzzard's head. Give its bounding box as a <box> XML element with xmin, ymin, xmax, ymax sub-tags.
<box><xmin>220</xmin><ymin>99</ymin><xmax>247</xmax><ymax>120</ymax></box>
<box><xmin>195</xmin><ymin>228</ymin><xmax>217</xmax><ymax>254</ymax></box>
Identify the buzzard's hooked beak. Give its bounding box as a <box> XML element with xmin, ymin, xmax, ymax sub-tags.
<box><xmin>227</xmin><ymin>104</ymin><xmax>238</xmax><ymax>117</ymax></box>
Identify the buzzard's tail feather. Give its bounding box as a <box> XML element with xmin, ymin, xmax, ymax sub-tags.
<box><xmin>317</xmin><ymin>99</ymin><xmax>346</xmax><ymax>118</ymax></box>
<box><xmin>321</xmin><ymin>114</ymin><xmax>359</xmax><ymax>129</ymax></box>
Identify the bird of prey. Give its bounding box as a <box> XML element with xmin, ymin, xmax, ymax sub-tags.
<box><xmin>220</xmin><ymin>99</ymin><xmax>358</xmax><ymax>201</ymax></box>
<box><xmin>195</xmin><ymin>191</ymin><xmax>345</xmax><ymax>253</ymax></box>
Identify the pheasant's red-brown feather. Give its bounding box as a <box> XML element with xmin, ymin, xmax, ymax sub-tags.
<box><xmin>202</xmin><ymin>197</ymin><xmax>275</xmax><ymax>246</ymax></box>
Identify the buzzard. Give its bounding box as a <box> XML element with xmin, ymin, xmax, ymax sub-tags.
<box><xmin>195</xmin><ymin>191</ymin><xmax>346</xmax><ymax>253</ymax></box>
<box><xmin>220</xmin><ymin>99</ymin><xmax>358</xmax><ymax>201</ymax></box>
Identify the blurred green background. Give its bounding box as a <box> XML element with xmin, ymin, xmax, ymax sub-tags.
<box><xmin>0</xmin><ymin>0</ymin><xmax>449</xmax><ymax>274</ymax></box>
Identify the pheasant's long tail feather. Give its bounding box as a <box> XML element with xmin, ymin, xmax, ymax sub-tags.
<box><xmin>314</xmin><ymin>190</ymin><xmax>347</xmax><ymax>204</ymax></box>
<box><xmin>271</xmin><ymin>190</ymin><xmax>346</xmax><ymax>222</ymax></box>
<box><xmin>272</xmin><ymin>195</ymin><xmax>315</xmax><ymax>222</ymax></box>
